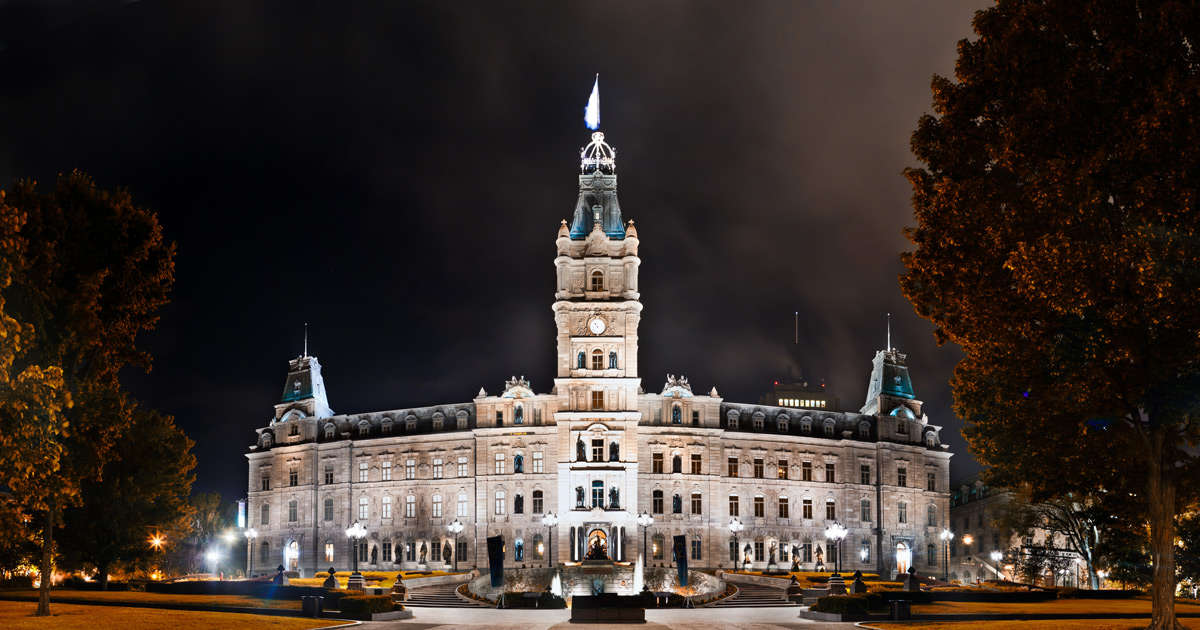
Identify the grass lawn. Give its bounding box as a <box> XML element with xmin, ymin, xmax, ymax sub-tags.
<box><xmin>0</xmin><ymin>588</ymin><xmax>301</xmax><ymax>610</ymax></box>
<box><xmin>911</xmin><ymin>597</ymin><xmax>1200</xmax><ymax>616</ymax></box>
<box><xmin>871</xmin><ymin>621</ymin><xmax>1200</xmax><ymax>630</ymax></box>
<box><xmin>0</xmin><ymin>601</ymin><xmax>342</xmax><ymax>630</ymax></box>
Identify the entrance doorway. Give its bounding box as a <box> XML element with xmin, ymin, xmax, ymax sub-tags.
<box><xmin>585</xmin><ymin>529</ymin><xmax>609</xmax><ymax>560</ymax></box>
<box><xmin>895</xmin><ymin>542</ymin><xmax>911</xmax><ymax>575</ymax></box>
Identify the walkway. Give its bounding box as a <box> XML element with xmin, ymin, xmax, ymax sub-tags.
<box><xmin>712</xmin><ymin>582</ymin><xmax>797</xmax><ymax>608</ymax></box>
<box><xmin>364</xmin><ymin>606</ymin><xmax>858</xmax><ymax>629</ymax></box>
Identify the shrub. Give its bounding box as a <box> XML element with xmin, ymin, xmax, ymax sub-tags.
<box><xmin>1057</xmin><ymin>587</ymin><xmax>1142</xmax><ymax>599</ymax></box>
<box><xmin>338</xmin><ymin>594</ymin><xmax>394</xmax><ymax>619</ymax></box>
<box><xmin>812</xmin><ymin>595</ymin><xmax>867</xmax><ymax>617</ymax></box>
<box><xmin>0</xmin><ymin>576</ymin><xmax>33</xmax><ymax>588</ymax></box>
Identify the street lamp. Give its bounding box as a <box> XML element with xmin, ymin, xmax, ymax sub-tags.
<box><xmin>446</xmin><ymin>519</ymin><xmax>465</xmax><ymax>572</ymax></box>
<box><xmin>205</xmin><ymin>548</ymin><xmax>223</xmax><ymax>577</ymax></box>
<box><xmin>728</xmin><ymin>518</ymin><xmax>745</xmax><ymax>571</ymax></box>
<box><xmin>244</xmin><ymin>528</ymin><xmax>258</xmax><ymax>578</ymax></box>
<box><xmin>637</xmin><ymin>512</ymin><xmax>655</xmax><ymax>565</ymax></box>
<box><xmin>540</xmin><ymin>512</ymin><xmax>558</xmax><ymax>568</ymax></box>
<box><xmin>345</xmin><ymin>521</ymin><xmax>367</xmax><ymax>577</ymax></box>
<box><xmin>824</xmin><ymin>522</ymin><xmax>848</xmax><ymax>573</ymax></box>
<box><xmin>148</xmin><ymin>532</ymin><xmax>165</xmax><ymax>551</ymax></box>
<box><xmin>939</xmin><ymin>529</ymin><xmax>955</xmax><ymax>582</ymax></box>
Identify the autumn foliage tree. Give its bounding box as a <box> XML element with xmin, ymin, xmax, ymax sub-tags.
<box><xmin>902</xmin><ymin>2</ymin><xmax>1200</xmax><ymax>628</ymax></box>
<box><xmin>0</xmin><ymin>172</ymin><xmax>174</xmax><ymax>614</ymax></box>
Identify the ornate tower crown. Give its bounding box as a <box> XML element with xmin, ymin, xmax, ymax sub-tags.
<box><xmin>570</xmin><ymin>131</ymin><xmax>625</xmax><ymax>240</ymax></box>
<box><xmin>580</xmin><ymin>131</ymin><xmax>616</xmax><ymax>174</ymax></box>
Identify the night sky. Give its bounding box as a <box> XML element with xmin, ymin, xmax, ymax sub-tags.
<box><xmin>0</xmin><ymin>0</ymin><xmax>988</xmax><ymax>501</ymax></box>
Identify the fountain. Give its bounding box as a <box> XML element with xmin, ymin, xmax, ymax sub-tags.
<box><xmin>550</xmin><ymin>571</ymin><xmax>563</xmax><ymax>598</ymax></box>
<box><xmin>633</xmin><ymin>555</ymin><xmax>645</xmax><ymax>593</ymax></box>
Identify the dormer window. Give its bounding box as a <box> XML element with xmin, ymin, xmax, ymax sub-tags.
<box><xmin>358</xmin><ymin>420</ymin><xmax>370</xmax><ymax>437</ymax></box>
<box><xmin>726</xmin><ymin>409</ymin><xmax>740</xmax><ymax>430</ymax></box>
<box><xmin>324</xmin><ymin>423</ymin><xmax>336</xmax><ymax>439</ymax></box>
<box><xmin>260</xmin><ymin>433</ymin><xmax>273</xmax><ymax>448</ymax></box>
<box><xmin>858</xmin><ymin>421</ymin><xmax>871</xmax><ymax>438</ymax></box>
<box><xmin>800</xmin><ymin>417</ymin><xmax>813</xmax><ymax>433</ymax></box>
<box><xmin>432</xmin><ymin>412</ymin><xmax>445</xmax><ymax>430</ymax></box>
<box><xmin>456</xmin><ymin>409</ymin><xmax>469</xmax><ymax>430</ymax></box>
<box><xmin>897</xmin><ymin>420</ymin><xmax>908</xmax><ymax>434</ymax></box>
<box><xmin>405</xmin><ymin>415</ymin><xmax>417</xmax><ymax>431</ymax></box>
<box><xmin>777</xmin><ymin>414</ymin><xmax>790</xmax><ymax>432</ymax></box>
<box><xmin>381</xmin><ymin>419</ymin><xmax>393</xmax><ymax>435</ymax></box>
<box><xmin>590</xmin><ymin>270</ymin><xmax>604</xmax><ymax>291</ymax></box>
<box><xmin>925</xmin><ymin>432</ymin><xmax>937</xmax><ymax>447</ymax></box>
<box><xmin>824</xmin><ymin>419</ymin><xmax>836</xmax><ymax>437</ymax></box>
<box><xmin>752</xmin><ymin>412</ymin><xmax>765</xmax><ymax>431</ymax></box>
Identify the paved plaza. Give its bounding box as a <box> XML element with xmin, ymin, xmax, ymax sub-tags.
<box><xmin>361</xmin><ymin>606</ymin><xmax>860</xmax><ymax>629</ymax></box>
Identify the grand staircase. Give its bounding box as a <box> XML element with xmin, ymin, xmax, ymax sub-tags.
<box><xmin>711</xmin><ymin>583</ymin><xmax>797</xmax><ymax>608</ymax></box>
<box><xmin>402</xmin><ymin>583</ymin><xmax>485</xmax><ymax>608</ymax></box>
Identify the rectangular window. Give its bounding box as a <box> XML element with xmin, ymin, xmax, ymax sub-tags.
<box><xmin>405</xmin><ymin>496</ymin><xmax>415</xmax><ymax>518</ymax></box>
<box><xmin>691</xmin><ymin>410</ymin><xmax>700</xmax><ymax>426</ymax></box>
<box><xmin>860</xmin><ymin>464</ymin><xmax>871</xmax><ymax>485</ymax></box>
<box><xmin>927</xmin><ymin>471</ymin><xmax>936</xmax><ymax>492</ymax></box>
<box><xmin>457</xmin><ymin>456</ymin><xmax>468</xmax><ymax>477</ymax></box>
<box><xmin>324</xmin><ymin>498</ymin><xmax>333</xmax><ymax>521</ymax></box>
<box><xmin>777</xmin><ymin>460</ymin><xmax>788</xmax><ymax>479</ymax></box>
<box><xmin>457</xmin><ymin>493</ymin><xmax>468</xmax><ymax>517</ymax></box>
<box><xmin>591</xmin><ymin>352</ymin><xmax>604</xmax><ymax>370</ymax></box>
<box><xmin>534</xmin><ymin>408</ymin><xmax>542</xmax><ymax>425</ymax></box>
<box><xmin>896</xmin><ymin>466</ymin><xmax>908</xmax><ymax>487</ymax></box>
<box><xmin>802</xmin><ymin>542</ymin><xmax>812</xmax><ymax>562</ymax></box>
<box><xmin>927</xmin><ymin>544</ymin><xmax>937</xmax><ymax>566</ymax></box>
<box><xmin>288</xmin><ymin>502</ymin><xmax>297</xmax><ymax>522</ymax></box>
<box><xmin>359</xmin><ymin>462</ymin><xmax>369</xmax><ymax>482</ymax></box>
<box><xmin>382</xmin><ymin>461</ymin><xmax>392</xmax><ymax>481</ymax></box>
<box><xmin>861</xmin><ymin>540</ymin><xmax>871</xmax><ymax>564</ymax></box>
<box><xmin>358</xmin><ymin>542</ymin><xmax>368</xmax><ymax>563</ymax></box>
<box><xmin>653</xmin><ymin>492</ymin><xmax>664</xmax><ymax>514</ymax></box>
<box><xmin>861</xmin><ymin>498</ymin><xmax>871</xmax><ymax>521</ymax></box>
<box><xmin>690</xmin><ymin>454</ymin><xmax>702</xmax><ymax>475</ymax></box>
<box><xmin>261</xmin><ymin>503</ymin><xmax>270</xmax><ymax>525</ymax></box>
<box><xmin>778</xmin><ymin>496</ymin><xmax>789</xmax><ymax>519</ymax></box>
<box><xmin>406</xmin><ymin>459</ymin><xmax>416</xmax><ymax>480</ymax></box>
<box><xmin>457</xmin><ymin>540</ymin><xmax>467</xmax><ymax>562</ymax></box>
<box><xmin>532</xmin><ymin>452</ymin><xmax>544</xmax><ymax>473</ymax></box>
<box><xmin>288</xmin><ymin>468</ymin><xmax>298</xmax><ymax>487</ymax></box>
<box><xmin>382</xmin><ymin>496</ymin><xmax>392</xmax><ymax>519</ymax></box>
<box><xmin>591</xmin><ymin>390</ymin><xmax>604</xmax><ymax>410</ymax></box>
<box><xmin>754</xmin><ymin>541</ymin><xmax>764</xmax><ymax>562</ymax></box>
<box><xmin>495</xmin><ymin>491</ymin><xmax>506</xmax><ymax>515</ymax></box>
<box><xmin>533</xmin><ymin>493</ymin><xmax>543</xmax><ymax>513</ymax></box>
<box><xmin>495</xmin><ymin>452</ymin><xmax>505</xmax><ymax>474</ymax></box>
<box><xmin>803</xmin><ymin>498</ymin><xmax>813</xmax><ymax>520</ymax></box>
<box><xmin>432</xmin><ymin>495</ymin><xmax>443</xmax><ymax>518</ymax></box>
<box><xmin>325</xmin><ymin>542</ymin><xmax>335</xmax><ymax>563</ymax></box>
<box><xmin>591</xmin><ymin>439</ymin><xmax>604</xmax><ymax>462</ymax></box>
<box><xmin>261</xmin><ymin>474</ymin><xmax>271</xmax><ymax>491</ymax></box>
<box><xmin>898</xmin><ymin>502</ymin><xmax>908</xmax><ymax>524</ymax></box>
<box><xmin>728</xmin><ymin>495</ymin><xmax>739</xmax><ymax>516</ymax></box>
<box><xmin>383</xmin><ymin>541</ymin><xmax>392</xmax><ymax>563</ymax></box>
<box><xmin>727</xmin><ymin>457</ymin><xmax>738</xmax><ymax>477</ymax></box>
<box><xmin>825</xmin><ymin>500</ymin><xmax>836</xmax><ymax>520</ymax></box>
<box><xmin>802</xmin><ymin>461</ymin><xmax>813</xmax><ymax>481</ymax></box>
<box><xmin>753</xmin><ymin>458</ymin><xmax>764</xmax><ymax>478</ymax></box>
<box><xmin>825</xmin><ymin>462</ymin><xmax>836</xmax><ymax>483</ymax></box>
<box><xmin>753</xmin><ymin>496</ymin><xmax>765</xmax><ymax>518</ymax></box>
<box><xmin>433</xmin><ymin>458</ymin><xmax>443</xmax><ymax>479</ymax></box>
<box><xmin>691</xmin><ymin>539</ymin><xmax>702</xmax><ymax>560</ymax></box>
<box><xmin>653</xmin><ymin>453</ymin><xmax>664</xmax><ymax>474</ymax></box>
<box><xmin>495</xmin><ymin>410</ymin><xmax>503</xmax><ymax>426</ymax></box>
<box><xmin>324</xmin><ymin>465</ymin><xmax>334</xmax><ymax>485</ymax></box>
<box><xmin>691</xmin><ymin>493</ymin><xmax>702</xmax><ymax>514</ymax></box>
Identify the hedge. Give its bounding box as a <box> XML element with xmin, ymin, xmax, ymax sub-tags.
<box><xmin>498</xmin><ymin>592</ymin><xmax>566</xmax><ymax>608</ymax></box>
<box><xmin>146</xmin><ymin>580</ymin><xmax>341</xmax><ymax>602</ymax></box>
<box><xmin>812</xmin><ymin>595</ymin><xmax>867</xmax><ymax>616</ymax></box>
<box><xmin>338</xmin><ymin>594</ymin><xmax>395</xmax><ymax>619</ymax></box>
<box><xmin>1057</xmin><ymin>588</ymin><xmax>1142</xmax><ymax>599</ymax></box>
<box><xmin>0</xmin><ymin>576</ymin><xmax>33</xmax><ymax>588</ymax></box>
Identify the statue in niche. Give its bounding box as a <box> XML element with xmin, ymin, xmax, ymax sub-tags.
<box><xmin>442</xmin><ymin>541</ymin><xmax>452</xmax><ymax>564</ymax></box>
<box><xmin>609</xmin><ymin>441</ymin><xmax>619</xmax><ymax>461</ymax></box>
<box><xmin>576</xmin><ymin>436</ymin><xmax>586</xmax><ymax>462</ymax></box>
<box><xmin>791</xmin><ymin>545</ymin><xmax>801</xmax><ymax>572</ymax></box>
<box><xmin>575</xmin><ymin>486</ymin><xmax>585</xmax><ymax>508</ymax></box>
<box><xmin>743</xmin><ymin>543</ymin><xmax>752</xmax><ymax>565</ymax></box>
<box><xmin>815</xmin><ymin>546</ymin><xmax>824</xmax><ymax>571</ymax></box>
<box><xmin>768</xmin><ymin>543</ymin><xmax>776</xmax><ymax>566</ymax></box>
<box><xmin>609</xmin><ymin>486</ymin><xmax>620</xmax><ymax>509</ymax></box>
<box><xmin>419</xmin><ymin>542</ymin><xmax>428</xmax><ymax>564</ymax></box>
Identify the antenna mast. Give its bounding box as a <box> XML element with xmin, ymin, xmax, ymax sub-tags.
<box><xmin>304</xmin><ymin>322</ymin><xmax>308</xmax><ymax>357</ymax></box>
<box><xmin>886</xmin><ymin>313</ymin><xmax>892</xmax><ymax>351</ymax></box>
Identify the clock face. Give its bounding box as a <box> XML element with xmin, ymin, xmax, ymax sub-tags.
<box><xmin>588</xmin><ymin>317</ymin><xmax>607</xmax><ymax>335</ymax></box>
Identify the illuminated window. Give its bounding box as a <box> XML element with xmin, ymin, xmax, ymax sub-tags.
<box><xmin>382</xmin><ymin>461</ymin><xmax>392</xmax><ymax>481</ymax></box>
<box><xmin>432</xmin><ymin>494</ymin><xmax>443</xmax><ymax>518</ymax></box>
<box><xmin>405</xmin><ymin>495</ymin><xmax>415</xmax><ymax>518</ymax></box>
<box><xmin>433</xmin><ymin>458</ymin><xmax>443</xmax><ymax>479</ymax></box>
<box><xmin>325</xmin><ymin>542</ymin><xmax>334</xmax><ymax>563</ymax></box>
<box><xmin>591</xmin><ymin>390</ymin><xmax>604</xmax><ymax>410</ymax></box>
<box><xmin>777</xmin><ymin>460</ymin><xmax>788</xmax><ymax>479</ymax></box>
<box><xmin>358</xmin><ymin>462</ymin><xmax>368</xmax><ymax>482</ymax></box>
<box><xmin>495</xmin><ymin>452</ymin><xmax>505</xmax><ymax>474</ymax></box>
<box><xmin>358</xmin><ymin>496</ymin><xmax>369</xmax><ymax>520</ymax></box>
<box><xmin>382</xmin><ymin>495</ymin><xmax>392</xmax><ymax>519</ymax></box>
<box><xmin>590</xmin><ymin>270</ymin><xmax>604</xmax><ymax>291</ymax></box>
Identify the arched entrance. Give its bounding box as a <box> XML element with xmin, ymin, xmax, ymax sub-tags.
<box><xmin>895</xmin><ymin>542</ymin><xmax>911</xmax><ymax>575</ymax></box>
<box><xmin>585</xmin><ymin>529</ymin><xmax>609</xmax><ymax>560</ymax></box>
<box><xmin>286</xmin><ymin>540</ymin><xmax>300</xmax><ymax>572</ymax></box>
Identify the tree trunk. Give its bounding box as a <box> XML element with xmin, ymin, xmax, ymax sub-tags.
<box><xmin>1087</xmin><ymin>563</ymin><xmax>1100</xmax><ymax>590</ymax></box>
<box><xmin>36</xmin><ymin>504</ymin><xmax>54</xmax><ymax>616</ymax></box>
<box><xmin>99</xmin><ymin>568</ymin><xmax>109</xmax><ymax>591</ymax></box>
<box><xmin>1146</xmin><ymin>428</ymin><xmax>1181</xmax><ymax>630</ymax></box>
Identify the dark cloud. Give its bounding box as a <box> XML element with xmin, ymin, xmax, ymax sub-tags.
<box><xmin>0</xmin><ymin>0</ymin><xmax>988</xmax><ymax>499</ymax></box>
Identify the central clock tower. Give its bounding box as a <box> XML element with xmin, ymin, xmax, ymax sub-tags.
<box><xmin>552</xmin><ymin>131</ymin><xmax>643</xmax><ymax>412</ymax></box>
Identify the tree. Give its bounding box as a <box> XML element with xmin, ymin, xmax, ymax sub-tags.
<box><xmin>186</xmin><ymin>492</ymin><xmax>237</xmax><ymax>575</ymax></box>
<box><xmin>1000</xmin><ymin>488</ymin><xmax>1108</xmax><ymax>589</ymax></box>
<box><xmin>1176</xmin><ymin>510</ymin><xmax>1200</xmax><ymax>597</ymax></box>
<box><xmin>902</xmin><ymin>2</ymin><xmax>1200</xmax><ymax>627</ymax></box>
<box><xmin>57</xmin><ymin>407</ymin><xmax>196</xmax><ymax>589</ymax></box>
<box><xmin>0</xmin><ymin>494</ymin><xmax>37</xmax><ymax>577</ymax></box>
<box><xmin>0</xmin><ymin>172</ymin><xmax>175</xmax><ymax>614</ymax></box>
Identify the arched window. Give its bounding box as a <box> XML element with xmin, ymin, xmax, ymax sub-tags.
<box><xmin>727</xmin><ymin>409</ymin><xmax>740</xmax><ymax>430</ymax></box>
<box><xmin>514</xmin><ymin>453</ymin><xmax>524</xmax><ymax>473</ymax></box>
<box><xmin>456</xmin><ymin>409</ymin><xmax>469</xmax><ymax>430</ymax></box>
<box><xmin>324</xmin><ymin>423</ymin><xmax>336</xmax><ymax>439</ymax></box>
<box><xmin>592</xmin><ymin>480</ymin><xmax>605</xmax><ymax>508</ymax></box>
<box><xmin>777</xmin><ymin>414</ymin><xmax>790</xmax><ymax>432</ymax></box>
<box><xmin>672</xmin><ymin>494</ymin><xmax>682</xmax><ymax>514</ymax></box>
<box><xmin>577</xmin><ymin>351</ymin><xmax>586</xmax><ymax>369</ymax></box>
<box><xmin>801</xmin><ymin>416</ymin><xmax>813</xmax><ymax>433</ymax></box>
<box><xmin>514</xmin><ymin>404</ymin><xmax>524</xmax><ymax>425</ymax></box>
<box><xmin>608</xmin><ymin>351</ymin><xmax>618</xmax><ymax>369</ymax></box>
<box><xmin>927</xmin><ymin>504</ymin><xmax>938</xmax><ymax>527</ymax></box>
<box><xmin>672</xmin><ymin>405</ymin><xmax>682</xmax><ymax>424</ymax></box>
<box><xmin>824</xmin><ymin>419</ymin><xmax>836</xmax><ymax>437</ymax></box>
<box><xmin>590</xmin><ymin>270</ymin><xmax>604</xmax><ymax>291</ymax></box>
<box><xmin>858</xmin><ymin>421</ymin><xmax>871</xmax><ymax>438</ymax></box>
<box><xmin>925</xmin><ymin>432</ymin><xmax>937</xmax><ymax>447</ymax></box>
<box><xmin>591</xmin><ymin>349</ymin><xmax>604</xmax><ymax>370</ymax></box>
<box><xmin>672</xmin><ymin>454</ymin><xmax>682</xmax><ymax>473</ymax></box>
<box><xmin>514</xmin><ymin>493</ymin><xmax>524</xmax><ymax>514</ymax></box>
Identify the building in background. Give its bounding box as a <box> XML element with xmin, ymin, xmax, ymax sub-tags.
<box><xmin>760</xmin><ymin>372</ymin><xmax>839</xmax><ymax>411</ymax></box>
<box><xmin>244</xmin><ymin>127</ymin><xmax>952</xmax><ymax>579</ymax></box>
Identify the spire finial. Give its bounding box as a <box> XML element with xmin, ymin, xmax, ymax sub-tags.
<box><xmin>886</xmin><ymin>313</ymin><xmax>892</xmax><ymax>351</ymax></box>
<box><xmin>304</xmin><ymin>322</ymin><xmax>309</xmax><ymax>357</ymax></box>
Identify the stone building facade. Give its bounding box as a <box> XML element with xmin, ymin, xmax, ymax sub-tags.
<box><xmin>244</xmin><ymin>129</ymin><xmax>952</xmax><ymax>578</ymax></box>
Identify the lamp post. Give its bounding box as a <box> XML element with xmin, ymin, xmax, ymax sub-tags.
<box><xmin>637</xmin><ymin>512</ymin><xmax>654</xmax><ymax>565</ymax></box>
<box><xmin>939</xmin><ymin>529</ymin><xmax>954</xmax><ymax>582</ymax></box>
<box><xmin>990</xmin><ymin>550</ymin><xmax>1003</xmax><ymax>580</ymax></box>
<box><xmin>447</xmin><ymin>519</ymin><xmax>465</xmax><ymax>572</ymax></box>
<box><xmin>205</xmin><ymin>548</ymin><xmax>223</xmax><ymax>577</ymax></box>
<box><xmin>824</xmin><ymin>521</ymin><xmax>848</xmax><ymax>573</ymax></box>
<box><xmin>345</xmin><ymin>521</ymin><xmax>367</xmax><ymax>585</ymax></box>
<box><xmin>728</xmin><ymin>518</ymin><xmax>745</xmax><ymax>571</ymax></box>
<box><xmin>541</xmin><ymin>512</ymin><xmax>558</xmax><ymax>567</ymax></box>
<box><xmin>244</xmin><ymin>528</ymin><xmax>258</xmax><ymax>578</ymax></box>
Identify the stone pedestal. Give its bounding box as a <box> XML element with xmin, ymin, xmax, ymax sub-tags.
<box><xmin>347</xmin><ymin>571</ymin><xmax>366</xmax><ymax>591</ymax></box>
<box><xmin>903</xmin><ymin>568</ymin><xmax>921</xmax><ymax>592</ymax></box>
<box><xmin>850</xmin><ymin>570</ymin><xmax>868</xmax><ymax>594</ymax></box>
<box><xmin>827</xmin><ymin>573</ymin><xmax>847</xmax><ymax>595</ymax></box>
